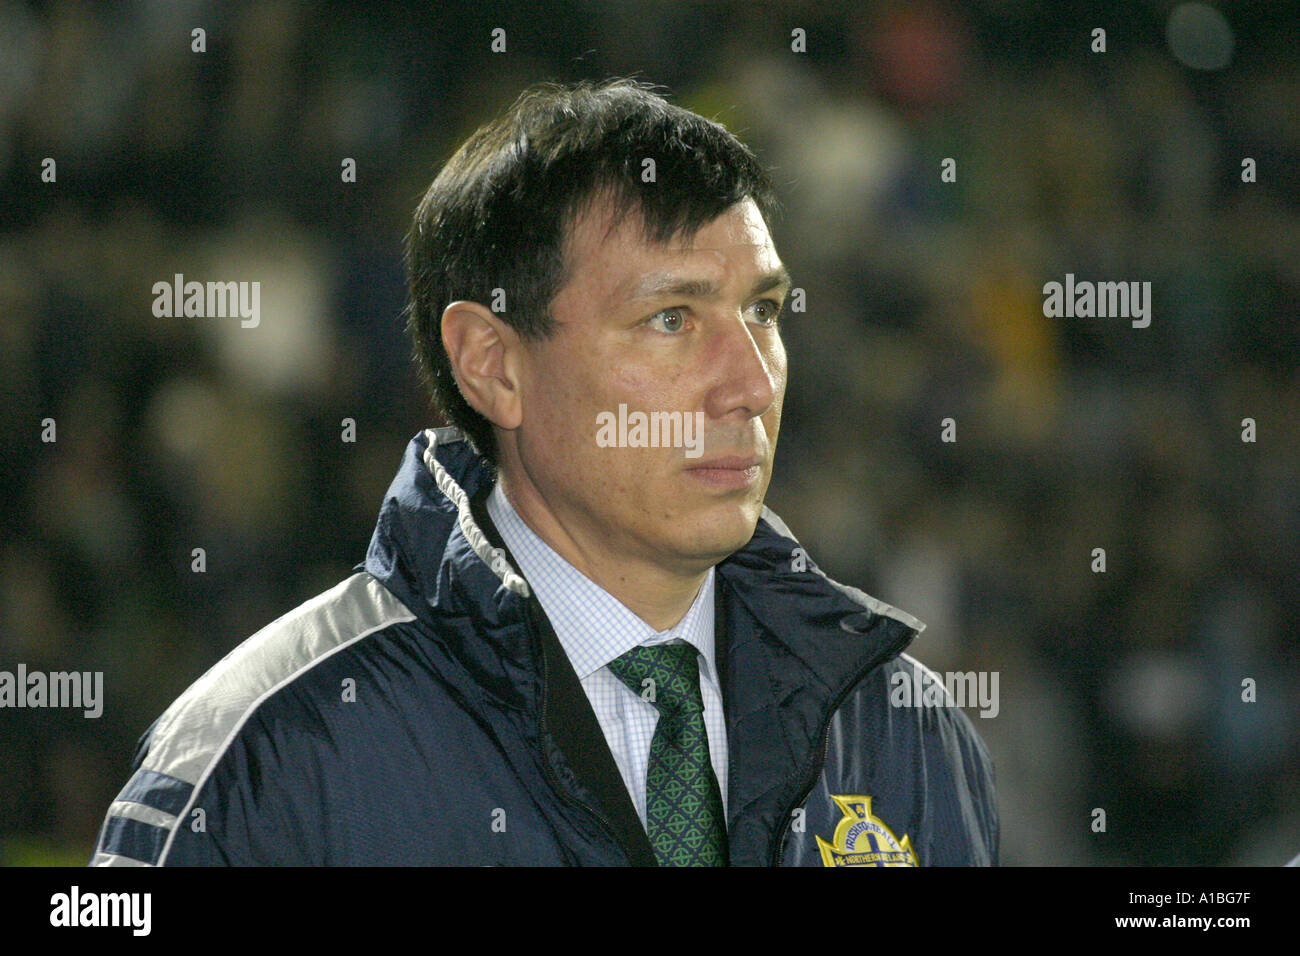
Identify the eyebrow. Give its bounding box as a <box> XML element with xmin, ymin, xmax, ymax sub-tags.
<box><xmin>625</xmin><ymin>265</ymin><xmax>793</xmax><ymax>303</ymax></box>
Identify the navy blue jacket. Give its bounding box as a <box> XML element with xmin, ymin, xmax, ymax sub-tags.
<box><xmin>90</xmin><ymin>428</ymin><xmax>998</xmax><ymax>866</ymax></box>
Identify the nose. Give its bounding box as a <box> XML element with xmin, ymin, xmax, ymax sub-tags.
<box><xmin>701</xmin><ymin>310</ymin><xmax>782</xmax><ymax>423</ymax></box>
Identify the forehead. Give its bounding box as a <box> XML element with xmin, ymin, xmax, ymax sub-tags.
<box><xmin>560</xmin><ymin>195</ymin><xmax>780</xmax><ymax>304</ymax></box>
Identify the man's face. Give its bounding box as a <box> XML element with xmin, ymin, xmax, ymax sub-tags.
<box><xmin>503</xmin><ymin>195</ymin><xmax>789</xmax><ymax>577</ymax></box>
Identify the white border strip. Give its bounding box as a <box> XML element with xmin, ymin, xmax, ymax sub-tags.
<box><xmin>423</xmin><ymin>428</ymin><xmax>531</xmax><ymax>598</ymax></box>
<box><xmin>155</xmin><ymin>607</ymin><xmax>413</xmax><ymax>866</ymax></box>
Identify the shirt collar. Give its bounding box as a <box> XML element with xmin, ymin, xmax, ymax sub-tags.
<box><xmin>487</xmin><ymin>480</ymin><xmax>718</xmax><ymax>685</ymax></box>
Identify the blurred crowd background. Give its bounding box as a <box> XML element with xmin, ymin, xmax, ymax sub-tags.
<box><xmin>0</xmin><ymin>0</ymin><xmax>1296</xmax><ymax>866</ymax></box>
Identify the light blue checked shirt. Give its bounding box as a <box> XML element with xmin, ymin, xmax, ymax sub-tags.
<box><xmin>487</xmin><ymin>480</ymin><xmax>729</xmax><ymax>830</ymax></box>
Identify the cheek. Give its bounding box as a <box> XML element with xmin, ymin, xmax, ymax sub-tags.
<box><xmin>770</xmin><ymin>335</ymin><xmax>788</xmax><ymax>382</ymax></box>
<box><xmin>763</xmin><ymin>344</ymin><xmax>787</xmax><ymax>433</ymax></box>
<box><xmin>602</xmin><ymin>344</ymin><xmax>669</xmax><ymax>390</ymax></box>
<box><xmin>526</xmin><ymin>350</ymin><xmax>641</xmax><ymax>466</ymax></box>
<box><xmin>527</xmin><ymin>341</ymin><xmax>600</xmax><ymax>421</ymax></box>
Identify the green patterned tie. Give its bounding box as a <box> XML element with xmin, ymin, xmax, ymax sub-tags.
<box><xmin>607</xmin><ymin>641</ymin><xmax>728</xmax><ymax>866</ymax></box>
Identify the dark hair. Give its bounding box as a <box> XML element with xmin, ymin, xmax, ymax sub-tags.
<box><xmin>404</xmin><ymin>77</ymin><xmax>780</xmax><ymax>466</ymax></box>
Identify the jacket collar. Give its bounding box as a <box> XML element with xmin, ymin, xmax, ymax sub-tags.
<box><xmin>364</xmin><ymin>427</ymin><xmax>924</xmax><ymax>707</ymax></box>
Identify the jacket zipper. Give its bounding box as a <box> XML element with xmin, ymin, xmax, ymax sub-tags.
<box><xmin>768</xmin><ymin>679</ymin><xmax>855</xmax><ymax>867</ymax></box>
<box><xmin>529</xmin><ymin>605</ymin><xmax>634</xmax><ymax>863</ymax></box>
<box><xmin>769</xmin><ymin>626</ymin><xmax>917</xmax><ymax>867</ymax></box>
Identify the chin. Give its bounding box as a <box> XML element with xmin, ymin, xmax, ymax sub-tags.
<box><xmin>678</xmin><ymin>503</ymin><xmax>762</xmax><ymax>561</ymax></box>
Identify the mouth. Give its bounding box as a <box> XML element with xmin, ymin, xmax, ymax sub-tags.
<box><xmin>683</xmin><ymin>455</ymin><xmax>763</xmax><ymax>490</ymax></box>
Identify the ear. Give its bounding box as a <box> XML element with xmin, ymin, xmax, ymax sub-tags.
<box><xmin>440</xmin><ymin>301</ymin><xmax>524</xmax><ymax>431</ymax></box>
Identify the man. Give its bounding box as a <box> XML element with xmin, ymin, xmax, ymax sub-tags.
<box><xmin>90</xmin><ymin>79</ymin><xmax>997</xmax><ymax>866</ymax></box>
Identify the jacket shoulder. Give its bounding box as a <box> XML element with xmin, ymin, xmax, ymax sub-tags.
<box><xmin>838</xmin><ymin>652</ymin><xmax>1000</xmax><ymax>865</ymax></box>
<box><xmin>88</xmin><ymin>572</ymin><xmax>415</xmax><ymax>866</ymax></box>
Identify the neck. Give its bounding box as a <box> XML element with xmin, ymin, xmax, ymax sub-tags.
<box><xmin>495</xmin><ymin>469</ymin><xmax>708</xmax><ymax>632</ymax></box>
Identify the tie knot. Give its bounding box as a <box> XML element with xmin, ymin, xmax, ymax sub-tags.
<box><xmin>607</xmin><ymin>641</ymin><xmax>704</xmax><ymax>716</ymax></box>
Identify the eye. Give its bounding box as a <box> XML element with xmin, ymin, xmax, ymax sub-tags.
<box><xmin>748</xmin><ymin>298</ymin><xmax>784</xmax><ymax>327</ymax></box>
<box><xmin>647</xmin><ymin>307</ymin><xmax>689</xmax><ymax>333</ymax></box>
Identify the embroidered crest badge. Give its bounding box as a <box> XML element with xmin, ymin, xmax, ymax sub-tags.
<box><xmin>816</xmin><ymin>794</ymin><xmax>919</xmax><ymax>867</ymax></box>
